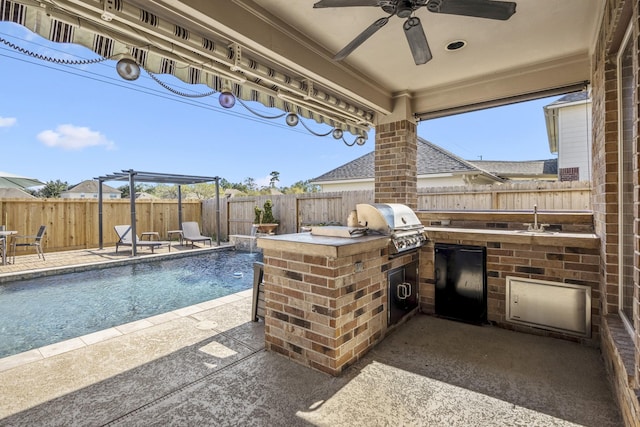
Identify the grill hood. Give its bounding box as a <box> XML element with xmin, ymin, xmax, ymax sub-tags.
<box><xmin>356</xmin><ymin>203</ymin><xmax>423</xmax><ymax>235</ymax></box>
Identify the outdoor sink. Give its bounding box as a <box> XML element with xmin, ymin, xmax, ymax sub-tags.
<box><xmin>516</xmin><ymin>230</ymin><xmax>560</xmax><ymax>236</ymax></box>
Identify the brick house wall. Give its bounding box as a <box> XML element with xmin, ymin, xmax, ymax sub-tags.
<box><xmin>591</xmin><ymin>0</ymin><xmax>640</xmax><ymax>425</ymax></box>
<box><xmin>417</xmin><ymin>231</ymin><xmax>601</xmax><ymax>344</ymax></box>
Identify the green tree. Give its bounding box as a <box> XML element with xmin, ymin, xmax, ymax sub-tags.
<box><xmin>244</xmin><ymin>177</ymin><xmax>257</xmax><ymax>192</ymax></box>
<box><xmin>282</xmin><ymin>180</ymin><xmax>319</xmax><ymax>194</ymax></box>
<box><xmin>154</xmin><ymin>184</ymin><xmax>178</xmax><ymax>199</ymax></box>
<box><xmin>118</xmin><ymin>184</ymin><xmax>149</xmax><ymax>198</ymax></box>
<box><xmin>219</xmin><ymin>178</ymin><xmax>233</xmax><ymax>189</ymax></box>
<box><xmin>183</xmin><ymin>183</ymin><xmax>219</xmax><ymax>199</ymax></box>
<box><xmin>269</xmin><ymin>171</ymin><xmax>280</xmax><ymax>188</ymax></box>
<box><xmin>37</xmin><ymin>180</ymin><xmax>68</xmax><ymax>198</ymax></box>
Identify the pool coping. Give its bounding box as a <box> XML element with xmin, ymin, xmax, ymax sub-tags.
<box><xmin>0</xmin><ymin>288</ymin><xmax>255</xmax><ymax>373</ymax></box>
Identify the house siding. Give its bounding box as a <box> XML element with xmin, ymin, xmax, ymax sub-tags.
<box><xmin>319</xmin><ymin>175</ymin><xmax>468</xmax><ymax>192</ymax></box>
<box><xmin>558</xmin><ymin>103</ymin><xmax>593</xmax><ymax>181</ymax></box>
<box><xmin>319</xmin><ymin>181</ymin><xmax>374</xmax><ymax>192</ymax></box>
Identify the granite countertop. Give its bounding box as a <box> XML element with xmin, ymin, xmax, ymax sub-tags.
<box><xmin>423</xmin><ymin>227</ymin><xmax>600</xmax><ymax>248</ymax></box>
<box><xmin>256</xmin><ymin>232</ymin><xmax>389</xmax><ymax>258</ymax></box>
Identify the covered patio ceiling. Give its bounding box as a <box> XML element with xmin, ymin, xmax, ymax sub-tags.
<box><xmin>4</xmin><ymin>0</ymin><xmax>602</xmax><ymax>134</ymax></box>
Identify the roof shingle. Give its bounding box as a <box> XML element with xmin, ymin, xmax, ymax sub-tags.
<box><xmin>312</xmin><ymin>137</ymin><xmax>487</xmax><ymax>182</ymax></box>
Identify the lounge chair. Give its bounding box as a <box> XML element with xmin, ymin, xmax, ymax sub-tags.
<box><xmin>114</xmin><ymin>225</ymin><xmax>170</xmax><ymax>254</ymax></box>
<box><xmin>12</xmin><ymin>225</ymin><xmax>46</xmax><ymax>263</ymax></box>
<box><xmin>181</xmin><ymin>222</ymin><xmax>212</xmax><ymax>248</ymax></box>
<box><xmin>0</xmin><ymin>226</ymin><xmax>6</xmax><ymax>266</ymax></box>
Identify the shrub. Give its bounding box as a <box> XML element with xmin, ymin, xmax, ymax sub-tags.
<box><xmin>254</xmin><ymin>199</ymin><xmax>277</xmax><ymax>224</ymax></box>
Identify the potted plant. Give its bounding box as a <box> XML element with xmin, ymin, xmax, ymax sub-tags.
<box><xmin>253</xmin><ymin>199</ymin><xmax>279</xmax><ymax>234</ymax></box>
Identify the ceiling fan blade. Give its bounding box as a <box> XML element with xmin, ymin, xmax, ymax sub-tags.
<box><xmin>426</xmin><ymin>0</ymin><xmax>516</xmax><ymax>20</ymax></box>
<box><xmin>314</xmin><ymin>0</ymin><xmax>381</xmax><ymax>8</ymax></box>
<box><xmin>333</xmin><ymin>16</ymin><xmax>390</xmax><ymax>61</ymax></box>
<box><xmin>403</xmin><ymin>17</ymin><xmax>432</xmax><ymax>65</ymax></box>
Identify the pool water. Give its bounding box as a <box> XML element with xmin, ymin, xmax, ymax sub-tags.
<box><xmin>0</xmin><ymin>250</ymin><xmax>262</xmax><ymax>359</ymax></box>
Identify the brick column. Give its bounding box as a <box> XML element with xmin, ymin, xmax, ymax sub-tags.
<box><xmin>374</xmin><ymin>93</ymin><xmax>418</xmax><ymax>209</ymax></box>
<box><xmin>260</xmin><ymin>237</ymin><xmax>389</xmax><ymax>376</ymax></box>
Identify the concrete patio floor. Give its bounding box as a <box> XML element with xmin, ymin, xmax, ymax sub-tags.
<box><xmin>0</xmin><ymin>247</ymin><xmax>623</xmax><ymax>426</ymax></box>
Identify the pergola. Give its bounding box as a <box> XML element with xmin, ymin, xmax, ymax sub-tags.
<box><xmin>95</xmin><ymin>169</ymin><xmax>220</xmax><ymax>256</ymax></box>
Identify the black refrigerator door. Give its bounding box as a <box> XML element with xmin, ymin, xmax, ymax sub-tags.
<box><xmin>435</xmin><ymin>244</ymin><xmax>487</xmax><ymax>323</ymax></box>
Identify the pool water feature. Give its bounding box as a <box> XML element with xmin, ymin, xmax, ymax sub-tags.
<box><xmin>0</xmin><ymin>250</ymin><xmax>262</xmax><ymax>359</ymax></box>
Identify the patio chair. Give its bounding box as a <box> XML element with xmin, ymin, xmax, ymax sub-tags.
<box><xmin>12</xmin><ymin>225</ymin><xmax>46</xmax><ymax>263</ymax></box>
<box><xmin>181</xmin><ymin>222</ymin><xmax>212</xmax><ymax>248</ymax></box>
<box><xmin>251</xmin><ymin>261</ymin><xmax>265</xmax><ymax>322</ymax></box>
<box><xmin>114</xmin><ymin>225</ymin><xmax>170</xmax><ymax>254</ymax></box>
<box><xmin>0</xmin><ymin>226</ymin><xmax>5</xmax><ymax>266</ymax></box>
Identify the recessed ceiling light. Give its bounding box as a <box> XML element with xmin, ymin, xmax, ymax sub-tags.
<box><xmin>446</xmin><ymin>40</ymin><xmax>467</xmax><ymax>51</ymax></box>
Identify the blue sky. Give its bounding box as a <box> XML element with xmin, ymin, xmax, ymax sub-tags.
<box><xmin>0</xmin><ymin>22</ymin><xmax>558</xmax><ymax>188</ymax></box>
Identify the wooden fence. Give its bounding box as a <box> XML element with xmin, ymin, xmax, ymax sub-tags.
<box><xmin>205</xmin><ymin>191</ymin><xmax>373</xmax><ymax>238</ymax></box>
<box><xmin>0</xmin><ymin>181</ymin><xmax>592</xmax><ymax>254</ymax></box>
<box><xmin>417</xmin><ymin>180</ymin><xmax>592</xmax><ymax>211</ymax></box>
<box><xmin>207</xmin><ymin>181</ymin><xmax>592</xmax><ymax>239</ymax></box>
<box><xmin>0</xmin><ymin>199</ymin><xmax>202</xmax><ymax>252</ymax></box>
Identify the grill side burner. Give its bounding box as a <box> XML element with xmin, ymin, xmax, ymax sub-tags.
<box><xmin>356</xmin><ymin>203</ymin><xmax>426</xmax><ymax>255</ymax></box>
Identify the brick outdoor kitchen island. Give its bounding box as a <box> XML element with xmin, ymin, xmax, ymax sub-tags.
<box><xmin>257</xmin><ymin>232</ymin><xmax>409</xmax><ymax>376</ymax></box>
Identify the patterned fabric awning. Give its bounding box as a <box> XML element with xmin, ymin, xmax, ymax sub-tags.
<box><xmin>1</xmin><ymin>0</ymin><xmax>374</xmax><ymax>139</ymax></box>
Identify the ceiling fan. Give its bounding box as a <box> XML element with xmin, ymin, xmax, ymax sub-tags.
<box><xmin>313</xmin><ymin>0</ymin><xmax>517</xmax><ymax>65</ymax></box>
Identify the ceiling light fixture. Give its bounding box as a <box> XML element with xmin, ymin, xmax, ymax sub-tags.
<box><xmin>286</xmin><ymin>113</ymin><xmax>299</xmax><ymax>127</ymax></box>
<box><xmin>115</xmin><ymin>54</ymin><xmax>141</xmax><ymax>81</ymax></box>
<box><xmin>218</xmin><ymin>91</ymin><xmax>236</xmax><ymax>109</ymax></box>
<box><xmin>209</xmin><ymin>89</ymin><xmax>368</xmax><ymax>146</ymax></box>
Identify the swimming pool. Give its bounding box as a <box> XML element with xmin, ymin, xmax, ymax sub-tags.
<box><xmin>0</xmin><ymin>250</ymin><xmax>262</xmax><ymax>359</ymax></box>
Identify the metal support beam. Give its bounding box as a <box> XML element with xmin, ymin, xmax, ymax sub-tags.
<box><xmin>98</xmin><ymin>178</ymin><xmax>104</xmax><ymax>249</ymax></box>
<box><xmin>178</xmin><ymin>185</ymin><xmax>183</xmax><ymax>230</ymax></box>
<box><xmin>215</xmin><ymin>177</ymin><xmax>220</xmax><ymax>246</ymax></box>
<box><xmin>128</xmin><ymin>170</ymin><xmax>137</xmax><ymax>256</ymax></box>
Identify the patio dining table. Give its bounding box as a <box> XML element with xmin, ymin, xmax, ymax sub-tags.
<box><xmin>0</xmin><ymin>230</ymin><xmax>17</xmax><ymax>265</ymax></box>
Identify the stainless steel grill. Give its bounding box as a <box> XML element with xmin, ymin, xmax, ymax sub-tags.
<box><xmin>355</xmin><ymin>203</ymin><xmax>427</xmax><ymax>255</ymax></box>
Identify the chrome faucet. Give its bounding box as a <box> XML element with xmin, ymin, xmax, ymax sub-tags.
<box><xmin>524</xmin><ymin>204</ymin><xmax>549</xmax><ymax>232</ymax></box>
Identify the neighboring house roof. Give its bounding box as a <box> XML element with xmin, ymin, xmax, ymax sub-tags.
<box><xmin>0</xmin><ymin>188</ymin><xmax>36</xmax><ymax>198</ymax></box>
<box><xmin>547</xmin><ymin>91</ymin><xmax>589</xmax><ymax>106</ymax></box>
<box><xmin>469</xmin><ymin>159</ymin><xmax>558</xmax><ymax>179</ymax></box>
<box><xmin>224</xmin><ymin>189</ymin><xmax>245</xmax><ymax>198</ymax></box>
<box><xmin>135</xmin><ymin>192</ymin><xmax>158</xmax><ymax>199</ymax></box>
<box><xmin>311</xmin><ymin>138</ymin><xmax>503</xmax><ymax>184</ymax></box>
<box><xmin>64</xmin><ymin>180</ymin><xmax>121</xmax><ymax>194</ymax></box>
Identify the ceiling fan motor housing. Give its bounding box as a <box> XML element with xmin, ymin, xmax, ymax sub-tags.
<box><xmin>396</xmin><ymin>1</ymin><xmax>415</xmax><ymax>18</ymax></box>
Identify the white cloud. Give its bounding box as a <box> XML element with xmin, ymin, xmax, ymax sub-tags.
<box><xmin>0</xmin><ymin>117</ymin><xmax>17</xmax><ymax>127</ymax></box>
<box><xmin>256</xmin><ymin>175</ymin><xmax>272</xmax><ymax>188</ymax></box>
<box><xmin>37</xmin><ymin>124</ymin><xmax>115</xmax><ymax>150</ymax></box>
